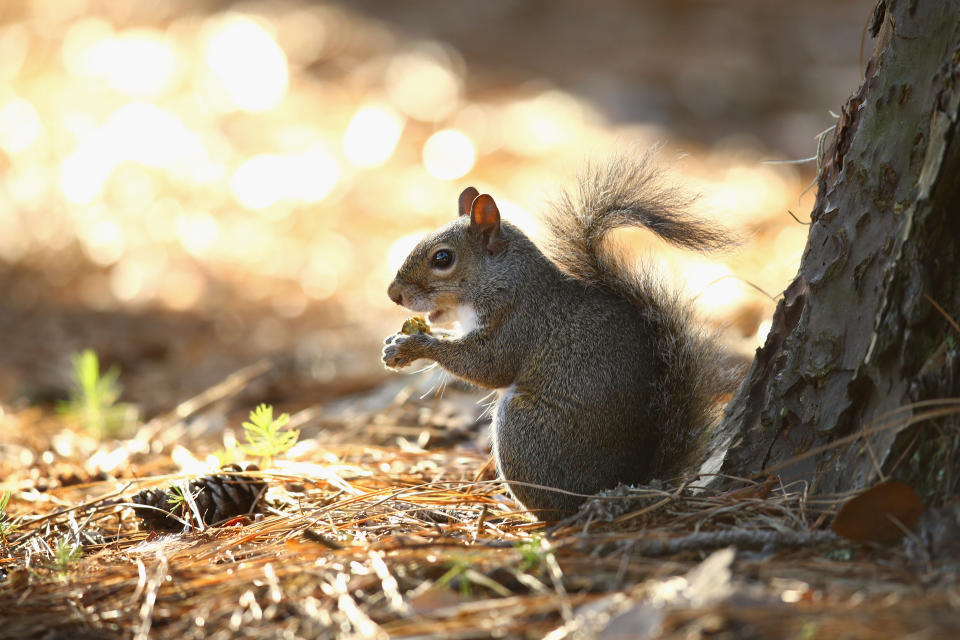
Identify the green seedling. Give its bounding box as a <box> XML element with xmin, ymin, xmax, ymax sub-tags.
<box><xmin>239</xmin><ymin>403</ymin><xmax>299</xmax><ymax>468</ymax></box>
<box><xmin>435</xmin><ymin>556</ymin><xmax>511</xmax><ymax>597</ymax></box>
<box><xmin>212</xmin><ymin>446</ymin><xmax>239</xmax><ymax>467</ymax></box>
<box><xmin>0</xmin><ymin>492</ymin><xmax>20</xmax><ymax>546</ymax></box>
<box><xmin>167</xmin><ymin>485</ymin><xmax>187</xmax><ymax>509</ymax></box>
<box><xmin>51</xmin><ymin>537</ymin><xmax>82</xmax><ymax>573</ymax></box>
<box><xmin>58</xmin><ymin>349</ymin><xmax>136</xmax><ymax>438</ymax></box>
<box><xmin>515</xmin><ymin>535</ymin><xmax>551</xmax><ymax>573</ymax></box>
<box><xmin>436</xmin><ymin>557</ymin><xmax>476</xmax><ymax>596</ymax></box>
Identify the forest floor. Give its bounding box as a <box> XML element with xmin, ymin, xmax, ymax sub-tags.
<box><xmin>2</xmin><ymin>355</ymin><xmax>959</xmax><ymax>639</ymax></box>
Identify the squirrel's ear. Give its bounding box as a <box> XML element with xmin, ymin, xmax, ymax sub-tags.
<box><xmin>470</xmin><ymin>193</ymin><xmax>505</xmax><ymax>254</ymax></box>
<box><xmin>458</xmin><ymin>186</ymin><xmax>479</xmax><ymax>217</ymax></box>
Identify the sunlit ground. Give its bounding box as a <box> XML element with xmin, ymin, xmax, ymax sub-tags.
<box><xmin>0</xmin><ymin>0</ymin><xmax>826</xmax><ymax>381</ymax></box>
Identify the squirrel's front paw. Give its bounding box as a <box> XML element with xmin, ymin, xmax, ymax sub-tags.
<box><xmin>382</xmin><ymin>332</ymin><xmax>434</xmax><ymax>369</ymax></box>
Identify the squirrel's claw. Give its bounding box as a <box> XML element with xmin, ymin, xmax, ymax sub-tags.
<box><xmin>381</xmin><ymin>342</ymin><xmax>405</xmax><ymax>369</ymax></box>
<box><xmin>382</xmin><ymin>332</ymin><xmax>432</xmax><ymax>369</ymax></box>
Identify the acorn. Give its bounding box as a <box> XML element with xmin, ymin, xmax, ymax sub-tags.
<box><xmin>401</xmin><ymin>316</ymin><xmax>431</xmax><ymax>335</ymax></box>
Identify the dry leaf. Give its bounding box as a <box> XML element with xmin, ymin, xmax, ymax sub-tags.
<box><xmin>831</xmin><ymin>481</ymin><xmax>924</xmax><ymax>545</ymax></box>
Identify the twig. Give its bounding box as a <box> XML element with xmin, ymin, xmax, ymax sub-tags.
<box><xmin>924</xmin><ymin>294</ymin><xmax>960</xmax><ymax>333</ymax></box>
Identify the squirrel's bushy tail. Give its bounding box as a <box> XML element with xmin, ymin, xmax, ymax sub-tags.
<box><xmin>542</xmin><ymin>152</ymin><xmax>733</xmax><ymax>286</ymax></box>
<box><xmin>544</xmin><ymin>151</ymin><xmax>742</xmax><ymax>478</ymax></box>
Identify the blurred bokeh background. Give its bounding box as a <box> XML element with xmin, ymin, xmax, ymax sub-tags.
<box><xmin>0</xmin><ymin>0</ymin><xmax>869</xmax><ymax>415</ymax></box>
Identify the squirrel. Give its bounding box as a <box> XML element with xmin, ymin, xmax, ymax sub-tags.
<box><xmin>382</xmin><ymin>153</ymin><xmax>741</xmax><ymax>520</ymax></box>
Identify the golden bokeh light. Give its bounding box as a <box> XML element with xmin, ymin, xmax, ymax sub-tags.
<box><xmin>300</xmin><ymin>257</ymin><xmax>339</xmax><ymax>301</ymax></box>
<box><xmin>495</xmin><ymin>200</ymin><xmax>541</xmax><ymax>239</ymax></box>
<box><xmin>0</xmin><ymin>22</ymin><xmax>29</xmax><ymax>80</ymax></box>
<box><xmin>285</xmin><ymin>146</ymin><xmax>341</xmax><ymax>204</ymax></box>
<box><xmin>59</xmin><ymin>150</ymin><xmax>111</xmax><ymax>205</ymax></box>
<box><xmin>110</xmin><ymin>102</ymin><xmax>199</xmax><ymax>169</ymax></box>
<box><xmin>81</xmin><ymin>218</ymin><xmax>126</xmax><ymax>266</ymax></box>
<box><xmin>0</xmin><ymin>0</ymin><xmax>815</xmax><ymax>352</ymax></box>
<box><xmin>422</xmin><ymin>129</ymin><xmax>475</xmax><ymax>180</ymax></box>
<box><xmin>58</xmin><ymin>102</ymin><xmax>205</xmax><ymax>204</ymax></box>
<box><xmin>63</xmin><ymin>21</ymin><xmax>180</xmax><ymax>98</ymax></box>
<box><xmin>703</xmin><ymin>165</ymin><xmax>793</xmax><ymax>224</ymax></box>
<box><xmin>501</xmin><ymin>91</ymin><xmax>589</xmax><ymax>156</ymax></box>
<box><xmin>177</xmin><ymin>212</ymin><xmax>220</xmax><ymax>257</ymax></box>
<box><xmin>231</xmin><ymin>147</ymin><xmax>339</xmax><ymax>210</ymax></box>
<box><xmin>682</xmin><ymin>260</ymin><xmax>748</xmax><ymax>315</ymax></box>
<box><xmin>201</xmin><ymin>14</ymin><xmax>289</xmax><ymax>113</ymax></box>
<box><xmin>388</xmin><ymin>232</ymin><xmax>431</xmax><ymax>273</ymax></box>
<box><xmin>6</xmin><ymin>164</ymin><xmax>52</xmax><ymax>210</ymax></box>
<box><xmin>61</xmin><ymin>17</ymin><xmax>114</xmax><ymax>79</ymax></box>
<box><xmin>158</xmin><ymin>265</ymin><xmax>206</xmax><ymax>311</ymax></box>
<box><xmin>394</xmin><ymin>166</ymin><xmax>448</xmax><ymax>218</ymax></box>
<box><xmin>274</xmin><ymin>6</ymin><xmax>330</xmax><ymax>66</ymax></box>
<box><xmin>109</xmin><ymin>250</ymin><xmax>168</xmax><ymax>304</ymax></box>
<box><xmin>386</xmin><ymin>46</ymin><xmax>463</xmax><ymax>122</ymax></box>
<box><xmin>104</xmin><ymin>30</ymin><xmax>180</xmax><ymax>98</ymax></box>
<box><xmin>230</xmin><ymin>154</ymin><xmax>290</xmax><ymax>210</ymax></box>
<box><xmin>343</xmin><ymin>104</ymin><xmax>405</xmax><ymax>168</ymax></box>
<box><xmin>0</xmin><ymin>97</ymin><xmax>44</xmax><ymax>155</ymax></box>
<box><xmin>452</xmin><ymin>104</ymin><xmax>501</xmax><ymax>154</ymax></box>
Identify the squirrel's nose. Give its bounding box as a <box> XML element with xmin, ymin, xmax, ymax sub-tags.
<box><xmin>387</xmin><ymin>281</ymin><xmax>403</xmax><ymax>306</ymax></box>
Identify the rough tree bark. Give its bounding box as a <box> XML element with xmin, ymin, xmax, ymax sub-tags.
<box><xmin>715</xmin><ymin>0</ymin><xmax>960</xmax><ymax>503</ymax></box>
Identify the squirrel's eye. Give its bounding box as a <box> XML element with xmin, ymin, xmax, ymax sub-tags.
<box><xmin>430</xmin><ymin>249</ymin><xmax>454</xmax><ymax>269</ymax></box>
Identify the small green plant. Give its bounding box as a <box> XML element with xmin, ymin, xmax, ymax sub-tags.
<box><xmin>436</xmin><ymin>557</ymin><xmax>475</xmax><ymax>596</ymax></box>
<box><xmin>212</xmin><ymin>446</ymin><xmax>239</xmax><ymax>467</ymax></box>
<box><xmin>58</xmin><ymin>349</ymin><xmax>135</xmax><ymax>438</ymax></box>
<box><xmin>515</xmin><ymin>535</ymin><xmax>550</xmax><ymax>573</ymax></box>
<box><xmin>239</xmin><ymin>404</ymin><xmax>299</xmax><ymax>468</ymax></box>
<box><xmin>51</xmin><ymin>537</ymin><xmax>82</xmax><ymax>573</ymax></box>
<box><xmin>435</xmin><ymin>556</ymin><xmax>511</xmax><ymax>597</ymax></box>
<box><xmin>0</xmin><ymin>492</ymin><xmax>20</xmax><ymax>546</ymax></box>
<box><xmin>167</xmin><ymin>485</ymin><xmax>187</xmax><ymax>509</ymax></box>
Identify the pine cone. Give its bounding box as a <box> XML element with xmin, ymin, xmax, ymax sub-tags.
<box><xmin>131</xmin><ymin>464</ymin><xmax>266</xmax><ymax>532</ymax></box>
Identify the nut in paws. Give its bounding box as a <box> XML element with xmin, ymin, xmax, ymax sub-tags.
<box><xmin>382</xmin><ymin>332</ymin><xmax>433</xmax><ymax>369</ymax></box>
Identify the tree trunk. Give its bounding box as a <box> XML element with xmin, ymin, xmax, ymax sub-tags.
<box><xmin>714</xmin><ymin>0</ymin><xmax>960</xmax><ymax>503</ymax></box>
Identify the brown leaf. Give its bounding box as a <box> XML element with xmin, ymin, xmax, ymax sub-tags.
<box><xmin>831</xmin><ymin>481</ymin><xmax>925</xmax><ymax>545</ymax></box>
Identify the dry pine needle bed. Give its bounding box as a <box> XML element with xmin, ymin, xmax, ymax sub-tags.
<box><xmin>0</xmin><ymin>366</ymin><xmax>958</xmax><ymax>640</ymax></box>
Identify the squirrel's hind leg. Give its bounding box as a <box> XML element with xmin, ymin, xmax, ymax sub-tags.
<box><xmin>491</xmin><ymin>389</ymin><xmax>589</xmax><ymax>520</ymax></box>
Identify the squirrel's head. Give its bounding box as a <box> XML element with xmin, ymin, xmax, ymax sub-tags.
<box><xmin>388</xmin><ymin>186</ymin><xmax>508</xmax><ymax>325</ymax></box>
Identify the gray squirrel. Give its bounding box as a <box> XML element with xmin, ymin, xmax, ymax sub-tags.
<box><xmin>382</xmin><ymin>153</ymin><xmax>740</xmax><ymax>520</ymax></box>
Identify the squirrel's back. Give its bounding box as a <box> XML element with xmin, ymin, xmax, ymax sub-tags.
<box><xmin>541</xmin><ymin>153</ymin><xmax>740</xmax><ymax>479</ymax></box>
